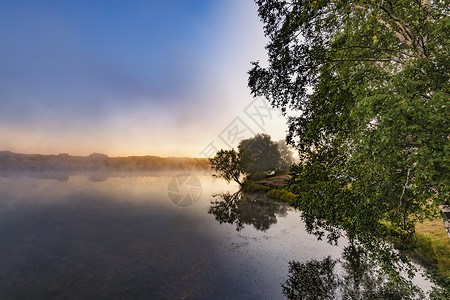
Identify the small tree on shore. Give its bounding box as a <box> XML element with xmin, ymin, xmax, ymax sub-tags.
<box><xmin>210</xmin><ymin>134</ymin><xmax>295</xmax><ymax>184</ymax></box>
<box><xmin>238</xmin><ymin>133</ymin><xmax>281</xmax><ymax>180</ymax></box>
<box><xmin>209</xmin><ymin>149</ymin><xmax>246</xmax><ymax>185</ymax></box>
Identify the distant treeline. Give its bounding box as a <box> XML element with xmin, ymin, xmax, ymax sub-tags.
<box><xmin>0</xmin><ymin>151</ymin><xmax>210</xmax><ymax>172</ymax></box>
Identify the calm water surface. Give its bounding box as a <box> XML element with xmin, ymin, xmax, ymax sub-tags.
<box><xmin>0</xmin><ymin>173</ymin><xmax>434</xmax><ymax>299</ymax></box>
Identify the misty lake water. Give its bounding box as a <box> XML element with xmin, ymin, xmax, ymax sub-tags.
<box><xmin>0</xmin><ymin>173</ymin><xmax>435</xmax><ymax>299</ymax></box>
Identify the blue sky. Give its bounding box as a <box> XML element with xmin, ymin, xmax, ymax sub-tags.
<box><xmin>0</xmin><ymin>0</ymin><xmax>288</xmax><ymax>157</ymax></box>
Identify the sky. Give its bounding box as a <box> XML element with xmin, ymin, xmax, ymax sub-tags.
<box><xmin>0</xmin><ymin>0</ymin><xmax>289</xmax><ymax>157</ymax></box>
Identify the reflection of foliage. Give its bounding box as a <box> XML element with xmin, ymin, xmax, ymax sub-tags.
<box><xmin>297</xmin><ymin>213</ymin><xmax>450</xmax><ymax>297</ymax></box>
<box><xmin>283</xmin><ymin>244</ymin><xmax>426</xmax><ymax>300</ymax></box>
<box><xmin>208</xmin><ymin>191</ymin><xmax>287</xmax><ymax>231</ymax></box>
<box><xmin>282</xmin><ymin>257</ymin><xmax>338</xmax><ymax>300</ymax></box>
<box><xmin>288</xmin><ymin>160</ymin><xmax>418</xmax><ymax>277</ymax></box>
<box><xmin>340</xmin><ymin>244</ymin><xmax>424</xmax><ymax>300</ymax></box>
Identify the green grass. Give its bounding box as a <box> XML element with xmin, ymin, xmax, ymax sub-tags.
<box><xmin>240</xmin><ymin>181</ymin><xmax>272</xmax><ymax>193</ymax></box>
<box><xmin>413</xmin><ymin>219</ymin><xmax>450</xmax><ymax>278</ymax></box>
<box><xmin>241</xmin><ymin>175</ymin><xmax>296</xmax><ymax>202</ymax></box>
<box><xmin>266</xmin><ymin>189</ymin><xmax>296</xmax><ymax>202</ymax></box>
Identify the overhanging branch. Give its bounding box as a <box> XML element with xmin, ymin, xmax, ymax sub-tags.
<box><xmin>330</xmin><ymin>57</ymin><xmax>406</xmax><ymax>65</ymax></box>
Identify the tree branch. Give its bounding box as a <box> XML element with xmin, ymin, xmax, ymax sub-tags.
<box><xmin>379</xmin><ymin>5</ymin><xmax>415</xmax><ymax>42</ymax></box>
<box><xmin>338</xmin><ymin>45</ymin><xmax>417</xmax><ymax>59</ymax></box>
<box><xmin>398</xmin><ymin>168</ymin><xmax>410</xmax><ymax>211</ymax></box>
<box><xmin>330</xmin><ymin>57</ymin><xmax>406</xmax><ymax>65</ymax></box>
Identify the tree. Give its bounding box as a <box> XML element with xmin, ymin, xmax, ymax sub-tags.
<box><xmin>277</xmin><ymin>139</ymin><xmax>295</xmax><ymax>172</ymax></box>
<box><xmin>238</xmin><ymin>133</ymin><xmax>281</xmax><ymax>179</ymax></box>
<box><xmin>248</xmin><ymin>1</ymin><xmax>449</xmax><ymax>238</ymax></box>
<box><xmin>209</xmin><ymin>149</ymin><xmax>245</xmax><ymax>185</ymax></box>
<box><xmin>210</xmin><ymin>134</ymin><xmax>289</xmax><ymax>183</ymax></box>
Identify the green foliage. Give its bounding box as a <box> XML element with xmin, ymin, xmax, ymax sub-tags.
<box><xmin>238</xmin><ymin>133</ymin><xmax>281</xmax><ymax>179</ymax></box>
<box><xmin>266</xmin><ymin>189</ymin><xmax>296</xmax><ymax>202</ymax></box>
<box><xmin>249</xmin><ymin>0</ymin><xmax>449</xmax><ymax>241</ymax></box>
<box><xmin>210</xmin><ymin>134</ymin><xmax>295</xmax><ymax>183</ymax></box>
<box><xmin>209</xmin><ymin>149</ymin><xmax>245</xmax><ymax>185</ymax></box>
<box><xmin>412</xmin><ymin>232</ymin><xmax>450</xmax><ymax>278</ymax></box>
<box><xmin>241</xmin><ymin>181</ymin><xmax>273</xmax><ymax>193</ymax></box>
<box><xmin>248</xmin><ymin>170</ymin><xmax>269</xmax><ymax>181</ymax></box>
<box><xmin>277</xmin><ymin>139</ymin><xmax>295</xmax><ymax>172</ymax></box>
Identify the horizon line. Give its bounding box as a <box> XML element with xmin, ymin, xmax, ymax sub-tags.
<box><xmin>0</xmin><ymin>150</ymin><xmax>212</xmax><ymax>159</ymax></box>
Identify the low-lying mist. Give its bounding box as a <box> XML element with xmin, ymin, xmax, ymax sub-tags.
<box><xmin>0</xmin><ymin>151</ymin><xmax>210</xmax><ymax>180</ymax></box>
<box><xmin>0</xmin><ymin>151</ymin><xmax>209</xmax><ymax>172</ymax></box>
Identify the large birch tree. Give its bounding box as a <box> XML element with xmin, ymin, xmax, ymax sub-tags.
<box><xmin>249</xmin><ymin>0</ymin><xmax>449</xmax><ymax>240</ymax></box>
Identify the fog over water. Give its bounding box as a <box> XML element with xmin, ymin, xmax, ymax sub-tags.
<box><xmin>0</xmin><ymin>174</ymin><xmax>434</xmax><ymax>299</ymax></box>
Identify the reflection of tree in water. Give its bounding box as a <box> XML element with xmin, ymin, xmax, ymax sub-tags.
<box><xmin>208</xmin><ymin>191</ymin><xmax>288</xmax><ymax>231</ymax></box>
<box><xmin>283</xmin><ymin>257</ymin><xmax>338</xmax><ymax>300</ymax></box>
<box><xmin>290</xmin><ymin>215</ymin><xmax>450</xmax><ymax>299</ymax></box>
<box><xmin>282</xmin><ymin>244</ymin><xmax>427</xmax><ymax>300</ymax></box>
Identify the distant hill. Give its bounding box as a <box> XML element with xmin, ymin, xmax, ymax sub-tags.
<box><xmin>0</xmin><ymin>151</ymin><xmax>14</xmax><ymax>156</ymax></box>
<box><xmin>0</xmin><ymin>151</ymin><xmax>210</xmax><ymax>172</ymax></box>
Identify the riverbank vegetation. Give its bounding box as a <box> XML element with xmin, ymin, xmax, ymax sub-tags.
<box><xmin>249</xmin><ymin>0</ymin><xmax>448</xmax><ymax>241</ymax></box>
<box><xmin>243</xmin><ymin>174</ymin><xmax>450</xmax><ymax>292</ymax></box>
<box><xmin>209</xmin><ymin>134</ymin><xmax>294</xmax><ymax>184</ymax></box>
<box><xmin>245</xmin><ymin>0</ymin><xmax>448</xmax><ymax>292</ymax></box>
<box><xmin>411</xmin><ymin>219</ymin><xmax>450</xmax><ymax>279</ymax></box>
<box><xmin>0</xmin><ymin>151</ymin><xmax>209</xmax><ymax>172</ymax></box>
<box><xmin>209</xmin><ymin>0</ymin><xmax>449</xmax><ymax>294</ymax></box>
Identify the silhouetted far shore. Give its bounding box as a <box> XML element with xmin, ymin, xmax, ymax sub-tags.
<box><xmin>0</xmin><ymin>151</ymin><xmax>209</xmax><ymax>173</ymax></box>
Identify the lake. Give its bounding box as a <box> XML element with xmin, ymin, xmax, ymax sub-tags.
<box><xmin>0</xmin><ymin>173</ymin><xmax>435</xmax><ymax>299</ymax></box>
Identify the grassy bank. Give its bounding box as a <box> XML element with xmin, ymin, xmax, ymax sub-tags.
<box><xmin>241</xmin><ymin>175</ymin><xmax>296</xmax><ymax>202</ymax></box>
<box><xmin>412</xmin><ymin>219</ymin><xmax>450</xmax><ymax>278</ymax></box>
